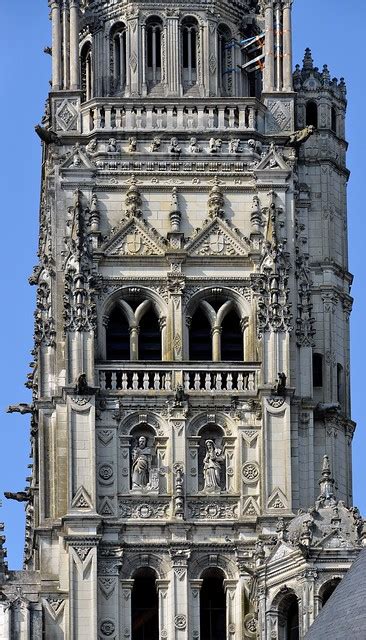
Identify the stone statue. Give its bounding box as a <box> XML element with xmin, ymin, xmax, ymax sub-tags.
<box><xmin>86</xmin><ymin>138</ymin><xmax>98</xmax><ymax>155</ymax></box>
<box><xmin>7</xmin><ymin>403</ymin><xmax>33</xmax><ymax>415</ymax></box>
<box><xmin>75</xmin><ymin>373</ymin><xmax>90</xmax><ymax>395</ymax></box>
<box><xmin>189</xmin><ymin>137</ymin><xmax>202</xmax><ymax>154</ymax></box>
<box><xmin>132</xmin><ymin>436</ymin><xmax>152</xmax><ymax>488</ymax></box>
<box><xmin>174</xmin><ymin>384</ymin><xmax>186</xmax><ymax>406</ymax></box>
<box><xmin>203</xmin><ymin>440</ymin><xmax>224</xmax><ymax>491</ymax></box>
<box><xmin>169</xmin><ymin>137</ymin><xmax>181</xmax><ymax>154</ymax></box>
<box><xmin>209</xmin><ymin>138</ymin><xmax>222</xmax><ymax>154</ymax></box>
<box><xmin>229</xmin><ymin>138</ymin><xmax>241</xmax><ymax>154</ymax></box>
<box><xmin>128</xmin><ymin>136</ymin><xmax>137</xmax><ymax>152</ymax></box>
<box><xmin>108</xmin><ymin>138</ymin><xmax>117</xmax><ymax>153</ymax></box>
<box><xmin>4</xmin><ymin>491</ymin><xmax>30</xmax><ymax>503</ymax></box>
<box><xmin>149</xmin><ymin>136</ymin><xmax>161</xmax><ymax>152</ymax></box>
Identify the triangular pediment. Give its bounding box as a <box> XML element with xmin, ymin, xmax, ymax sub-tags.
<box><xmin>185</xmin><ymin>217</ymin><xmax>250</xmax><ymax>257</ymax></box>
<box><xmin>71</xmin><ymin>485</ymin><xmax>92</xmax><ymax>510</ymax></box>
<box><xmin>255</xmin><ymin>147</ymin><xmax>289</xmax><ymax>172</ymax></box>
<box><xmin>267</xmin><ymin>487</ymin><xmax>288</xmax><ymax>510</ymax></box>
<box><xmin>101</xmin><ymin>217</ymin><xmax>166</xmax><ymax>257</ymax></box>
<box><xmin>61</xmin><ymin>146</ymin><xmax>95</xmax><ymax>170</ymax></box>
<box><xmin>267</xmin><ymin>541</ymin><xmax>297</xmax><ymax>564</ymax></box>
<box><xmin>314</xmin><ymin>529</ymin><xmax>356</xmax><ymax>551</ymax></box>
<box><xmin>99</xmin><ymin>497</ymin><xmax>115</xmax><ymax>516</ymax></box>
<box><xmin>242</xmin><ymin>496</ymin><xmax>260</xmax><ymax>517</ymax></box>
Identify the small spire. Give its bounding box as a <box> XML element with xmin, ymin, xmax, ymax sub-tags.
<box><xmin>303</xmin><ymin>48</ymin><xmax>314</xmax><ymax>71</ymax></box>
<box><xmin>317</xmin><ymin>454</ymin><xmax>336</xmax><ymax>505</ymax></box>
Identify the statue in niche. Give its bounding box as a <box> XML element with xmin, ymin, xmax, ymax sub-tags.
<box><xmin>203</xmin><ymin>439</ymin><xmax>224</xmax><ymax>491</ymax></box>
<box><xmin>131</xmin><ymin>436</ymin><xmax>152</xmax><ymax>488</ymax></box>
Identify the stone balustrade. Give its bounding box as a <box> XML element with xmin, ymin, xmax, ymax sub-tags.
<box><xmin>80</xmin><ymin>98</ymin><xmax>265</xmax><ymax>134</ymax></box>
<box><xmin>97</xmin><ymin>363</ymin><xmax>259</xmax><ymax>393</ymax></box>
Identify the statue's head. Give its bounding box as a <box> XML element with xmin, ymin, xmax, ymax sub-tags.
<box><xmin>206</xmin><ymin>439</ymin><xmax>214</xmax><ymax>451</ymax></box>
<box><xmin>138</xmin><ymin>436</ymin><xmax>147</xmax><ymax>448</ymax></box>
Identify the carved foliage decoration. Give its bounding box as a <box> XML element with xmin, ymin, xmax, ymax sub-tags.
<box><xmin>63</xmin><ymin>189</ymin><xmax>97</xmax><ymax>333</ymax></box>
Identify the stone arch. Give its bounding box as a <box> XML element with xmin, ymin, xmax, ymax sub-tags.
<box><xmin>187</xmin><ymin>411</ymin><xmax>233</xmax><ymax>437</ymax></box>
<box><xmin>119</xmin><ymin>410</ymin><xmax>167</xmax><ymax>436</ymax></box>
<box><xmin>190</xmin><ymin>553</ymin><xmax>237</xmax><ymax>580</ymax></box>
<box><xmin>270</xmin><ymin>587</ymin><xmax>300</xmax><ymax>640</ymax></box>
<box><xmin>102</xmin><ymin>285</ymin><xmax>168</xmax><ymax>321</ymax></box>
<box><xmin>186</xmin><ymin>286</ymin><xmax>251</xmax><ymax>321</ymax></box>
<box><xmin>317</xmin><ymin>576</ymin><xmax>342</xmax><ymax>606</ymax></box>
<box><xmin>123</xmin><ymin>552</ymin><xmax>169</xmax><ymax>580</ymax></box>
<box><xmin>141</xmin><ymin>11</ymin><xmax>166</xmax><ymax>27</ymax></box>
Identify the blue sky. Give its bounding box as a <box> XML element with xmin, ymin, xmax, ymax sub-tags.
<box><xmin>0</xmin><ymin>1</ymin><xmax>365</xmax><ymax>569</ymax></box>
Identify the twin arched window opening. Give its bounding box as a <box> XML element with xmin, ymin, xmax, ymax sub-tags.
<box><xmin>182</xmin><ymin>17</ymin><xmax>198</xmax><ymax>89</ymax></box>
<box><xmin>189</xmin><ymin>300</ymin><xmax>245</xmax><ymax>362</ymax></box>
<box><xmin>111</xmin><ymin>23</ymin><xmax>127</xmax><ymax>94</ymax></box>
<box><xmin>106</xmin><ymin>300</ymin><xmax>162</xmax><ymax>361</ymax></box>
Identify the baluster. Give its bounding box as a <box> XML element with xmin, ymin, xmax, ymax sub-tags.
<box><xmin>132</xmin><ymin>373</ymin><xmax>138</xmax><ymax>390</ymax></box>
<box><xmin>238</xmin><ymin>106</ymin><xmax>246</xmax><ymax>129</ymax></box>
<box><xmin>122</xmin><ymin>372</ymin><xmax>128</xmax><ymax>390</ymax></box>
<box><xmin>237</xmin><ymin>373</ymin><xmax>244</xmax><ymax>391</ymax></box>
<box><xmin>154</xmin><ymin>373</ymin><xmax>160</xmax><ymax>390</ymax></box>
<box><xmin>100</xmin><ymin>371</ymin><xmax>106</xmax><ymax>390</ymax></box>
<box><xmin>205</xmin><ymin>373</ymin><xmax>211</xmax><ymax>391</ymax></box>
<box><xmin>218</xmin><ymin>107</ymin><xmax>225</xmax><ymax>129</ymax></box>
<box><xmin>228</xmin><ymin>108</ymin><xmax>236</xmax><ymax>128</ymax></box>
<box><xmin>165</xmin><ymin>372</ymin><xmax>172</xmax><ymax>391</ymax></box>
<box><xmin>216</xmin><ymin>373</ymin><xmax>222</xmax><ymax>391</ymax></box>
<box><xmin>104</xmin><ymin>106</ymin><xmax>112</xmax><ymax>129</ymax></box>
<box><xmin>143</xmin><ymin>372</ymin><xmax>149</xmax><ymax>390</ymax></box>
<box><xmin>248</xmin><ymin>107</ymin><xmax>255</xmax><ymax>130</ymax></box>
<box><xmin>111</xmin><ymin>371</ymin><xmax>117</xmax><ymax>391</ymax></box>
<box><xmin>184</xmin><ymin>372</ymin><xmax>190</xmax><ymax>391</ymax></box>
<box><xmin>248</xmin><ymin>372</ymin><xmax>255</xmax><ymax>391</ymax></box>
<box><xmin>194</xmin><ymin>373</ymin><xmax>200</xmax><ymax>391</ymax></box>
<box><xmin>96</xmin><ymin>108</ymin><xmax>102</xmax><ymax>129</ymax></box>
<box><xmin>226</xmin><ymin>373</ymin><xmax>233</xmax><ymax>391</ymax></box>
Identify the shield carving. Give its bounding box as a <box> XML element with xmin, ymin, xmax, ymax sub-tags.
<box><xmin>125</xmin><ymin>232</ymin><xmax>142</xmax><ymax>254</ymax></box>
<box><xmin>209</xmin><ymin>232</ymin><xmax>225</xmax><ymax>254</ymax></box>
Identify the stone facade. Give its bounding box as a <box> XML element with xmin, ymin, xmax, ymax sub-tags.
<box><xmin>0</xmin><ymin>1</ymin><xmax>363</xmax><ymax>639</ymax></box>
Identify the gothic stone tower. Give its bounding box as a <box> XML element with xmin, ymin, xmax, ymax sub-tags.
<box><xmin>0</xmin><ymin>1</ymin><xmax>363</xmax><ymax>639</ymax></box>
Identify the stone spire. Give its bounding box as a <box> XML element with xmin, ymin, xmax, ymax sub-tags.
<box><xmin>303</xmin><ymin>47</ymin><xmax>314</xmax><ymax>71</ymax></box>
<box><xmin>317</xmin><ymin>454</ymin><xmax>336</xmax><ymax>506</ymax></box>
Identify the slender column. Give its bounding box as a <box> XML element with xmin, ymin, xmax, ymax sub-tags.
<box><xmin>166</xmin><ymin>16</ymin><xmax>180</xmax><ymax>95</ymax></box>
<box><xmin>125</xmin><ymin>24</ymin><xmax>130</xmax><ymax>95</ymax></box>
<box><xmin>152</xmin><ymin>27</ymin><xmax>157</xmax><ymax>83</ymax></box>
<box><xmin>50</xmin><ymin>1</ymin><xmax>62</xmax><ymax>89</ymax></box>
<box><xmin>119</xmin><ymin>32</ymin><xmax>125</xmax><ymax>89</ymax></box>
<box><xmin>263</xmin><ymin>1</ymin><xmax>275</xmax><ymax>92</ymax></box>
<box><xmin>275</xmin><ymin>1</ymin><xmax>282</xmax><ymax>91</ymax></box>
<box><xmin>141</xmin><ymin>24</ymin><xmax>147</xmax><ymax>95</ymax></box>
<box><xmin>121</xmin><ymin>580</ymin><xmax>134</xmax><ymax>639</ymax></box>
<box><xmin>212</xmin><ymin>326</ymin><xmax>221</xmax><ymax>362</ymax></box>
<box><xmin>282</xmin><ymin>0</ymin><xmax>293</xmax><ymax>91</ymax></box>
<box><xmin>187</xmin><ymin>28</ymin><xmax>192</xmax><ymax>85</ymax></box>
<box><xmin>62</xmin><ymin>0</ymin><xmax>70</xmax><ymax>89</ymax></box>
<box><xmin>130</xmin><ymin>326</ymin><xmax>139</xmax><ymax>360</ymax></box>
<box><xmin>69</xmin><ymin>0</ymin><xmax>80</xmax><ymax>89</ymax></box>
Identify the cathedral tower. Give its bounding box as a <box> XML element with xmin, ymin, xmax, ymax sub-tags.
<box><xmin>0</xmin><ymin>1</ymin><xmax>362</xmax><ymax>639</ymax></box>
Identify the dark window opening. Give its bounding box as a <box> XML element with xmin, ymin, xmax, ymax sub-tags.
<box><xmin>337</xmin><ymin>363</ymin><xmax>344</xmax><ymax>405</ymax></box>
<box><xmin>331</xmin><ymin>106</ymin><xmax>337</xmax><ymax>133</ymax></box>
<box><xmin>106</xmin><ymin>307</ymin><xmax>130</xmax><ymax>360</ymax></box>
<box><xmin>306</xmin><ymin>101</ymin><xmax>318</xmax><ymax>128</ymax></box>
<box><xmin>189</xmin><ymin>308</ymin><xmax>212</xmax><ymax>361</ymax></box>
<box><xmin>139</xmin><ymin>310</ymin><xmax>161</xmax><ymax>361</ymax></box>
<box><xmin>81</xmin><ymin>43</ymin><xmax>92</xmax><ymax>102</ymax></box>
<box><xmin>221</xmin><ymin>310</ymin><xmax>243</xmax><ymax>361</ymax></box>
<box><xmin>182</xmin><ymin>23</ymin><xmax>197</xmax><ymax>69</ymax></box>
<box><xmin>132</xmin><ymin>569</ymin><xmax>159</xmax><ymax>640</ymax></box>
<box><xmin>321</xmin><ymin>578</ymin><xmax>341</xmax><ymax>606</ymax></box>
<box><xmin>147</xmin><ymin>27</ymin><xmax>161</xmax><ymax>68</ymax></box>
<box><xmin>200</xmin><ymin>569</ymin><xmax>226</xmax><ymax>640</ymax></box>
<box><xmin>286</xmin><ymin>599</ymin><xmax>299</xmax><ymax>640</ymax></box>
<box><xmin>312</xmin><ymin>353</ymin><xmax>323</xmax><ymax>387</ymax></box>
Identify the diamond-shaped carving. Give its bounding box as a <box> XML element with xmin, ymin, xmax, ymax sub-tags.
<box><xmin>56</xmin><ymin>99</ymin><xmax>78</xmax><ymax>132</ymax></box>
<box><xmin>130</xmin><ymin>52</ymin><xmax>138</xmax><ymax>72</ymax></box>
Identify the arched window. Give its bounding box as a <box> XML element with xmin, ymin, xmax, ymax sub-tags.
<box><xmin>278</xmin><ymin>593</ymin><xmax>299</xmax><ymax>640</ymax></box>
<box><xmin>181</xmin><ymin>17</ymin><xmax>198</xmax><ymax>91</ymax></box>
<box><xmin>81</xmin><ymin>42</ymin><xmax>92</xmax><ymax>102</ymax></box>
<box><xmin>331</xmin><ymin>106</ymin><xmax>337</xmax><ymax>133</ymax></box>
<box><xmin>110</xmin><ymin>23</ymin><xmax>127</xmax><ymax>94</ymax></box>
<box><xmin>221</xmin><ymin>310</ymin><xmax>243</xmax><ymax>361</ymax></box>
<box><xmin>146</xmin><ymin>17</ymin><xmax>163</xmax><ymax>92</ymax></box>
<box><xmin>200</xmin><ymin>568</ymin><xmax>226</xmax><ymax>640</ymax></box>
<box><xmin>218</xmin><ymin>25</ymin><xmax>232</xmax><ymax>97</ymax></box>
<box><xmin>139</xmin><ymin>309</ymin><xmax>161</xmax><ymax>360</ymax></box>
<box><xmin>320</xmin><ymin>578</ymin><xmax>341</xmax><ymax>607</ymax></box>
<box><xmin>132</xmin><ymin>568</ymin><xmax>159</xmax><ymax>640</ymax></box>
<box><xmin>312</xmin><ymin>353</ymin><xmax>323</xmax><ymax>387</ymax></box>
<box><xmin>306</xmin><ymin>101</ymin><xmax>318</xmax><ymax>128</ymax></box>
<box><xmin>106</xmin><ymin>307</ymin><xmax>130</xmax><ymax>360</ymax></box>
<box><xmin>189</xmin><ymin>308</ymin><xmax>212</xmax><ymax>361</ymax></box>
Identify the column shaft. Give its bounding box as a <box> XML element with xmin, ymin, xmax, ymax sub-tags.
<box><xmin>282</xmin><ymin>1</ymin><xmax>293</xmax><ymax>91</ymax></box>
<box><xmin>263</xmin><ymin>2</ymin><xmax>274</xmax><ymax>92</ymax></box>
<box><xmin>51</xmin><ymin>1</ymin><xmax>62</xmax><ymax>89</ymax></box>
<box><xmin>62</xmin><ymin>0</ymin><xmax>70</xmax><ymax>89</ymax></box>
<box><xmin>69</xmin><ymin>0</ymin><xmax>80</xmax><ymax>89</ymax></box>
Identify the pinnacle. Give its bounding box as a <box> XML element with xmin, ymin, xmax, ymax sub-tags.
<box><xmin>303</xmin><ymin>47</ymin><xmax>314</xmax><ymax>71</ymax></box>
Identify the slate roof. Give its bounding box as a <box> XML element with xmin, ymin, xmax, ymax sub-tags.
<box><xmin>305</xmin><ymin>548</ymin><xmax>366</xmax><ymax>639</ymax></box>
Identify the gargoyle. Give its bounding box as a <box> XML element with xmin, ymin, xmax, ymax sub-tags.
<box><xmin>75</xmin><ymin>373</ymin><xmax>90</xmax><ymax>395</ymax></box>
<box><xmin>4</xmin><ymin>491</ymin><xmax>30</xmax><ymax>503</ymax></box>
<box><xmin>273</xmin><ymin>372</ymin><xmax>287</xmax><ymax>395</ymax></box>
<box><xmin>6</xmin><ymin>403</ymin><xmax>33</xmax><ymax>415</ymax></box>
<box><xmin>35</xmin><ymin>125</ymin><xmax>60</xmax><ymax>145</ymax></box>
<box><xmin>286</xmin><ymin>125</ymin><xmax>315</xmax><ymax>148</ymax></box>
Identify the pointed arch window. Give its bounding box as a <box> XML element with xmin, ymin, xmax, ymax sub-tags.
<box><xmin>132</xmin><ymin>568</ymin><xmax>159</xmax><ymax>640</ymax></box>
<box><xmin>200</xmin><ymin>568</ymin><xmax>226</xmax><ymax>640</ymax></box>
<box><xmin>189</xmin><ymin>308</ymin><xmax>212</xmax><ymax>361</ymax></box>
<box><xmin>81</xmin><ymin>42</ymin><xmax>92</xmax><ymax>101</ymax></box>
<box><xmin>221</xmin><ymin>310</ymin><xmax>243</xmax><ymax>361</ymax></box>
<box><xmin>139</xmin><ymin>309</ymin><xmax>161</xmax><ymax>361</ymax></box>
<box><xmin>106</xmin><ymin>307</ymin><xmax>130</xmax><ymax>360</ymax></box>
<box><xmin>110</xmin><ymin>23</ymin><xmax>127</xmax><ymax>94</ymax></box>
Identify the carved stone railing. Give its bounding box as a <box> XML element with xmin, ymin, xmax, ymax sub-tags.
<box><xmin>97</xmin><ymin>363</ymin><xmax>259</xmax><ymax>393</ymax></box>
<box><xmin>80</xmin><ymin>98</ymin><xmax>266</xmax><ymax>134</ymax></box>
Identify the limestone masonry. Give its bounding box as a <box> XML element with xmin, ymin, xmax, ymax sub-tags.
<box><xmin>0</xmin><ymin>0</ymin><xmax>363</xmax><ymax>638</ymax></box>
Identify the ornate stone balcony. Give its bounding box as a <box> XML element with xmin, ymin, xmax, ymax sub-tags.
<box><xmin>97</xmin><ymin>362</ymin><xmax>259</xmax><ymax>393</ymax></box>
<box><xmin>80</xmin><ymin>97</ymin><xmax>266</xmax><ymax>135</ymax></box>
